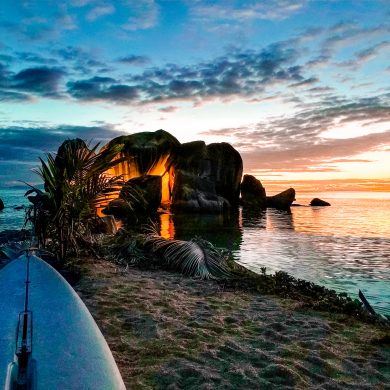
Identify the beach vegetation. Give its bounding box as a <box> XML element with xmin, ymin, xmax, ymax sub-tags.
<box><xmin>25</xmin><ymin>140</ymin><xmax>124</xmax><ymax>260</ymax></box>
<box><xmin>103</xmin><ymin>224</ymin><xmax>232</xmax><ymax>279</ymax></box>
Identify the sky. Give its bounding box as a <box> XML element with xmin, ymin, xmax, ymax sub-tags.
<box><xmin>0</xmin><ymin>0</ymin><xmax>389</xmax><ymax>189</ymax></box>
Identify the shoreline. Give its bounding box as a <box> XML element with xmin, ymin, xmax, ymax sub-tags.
<box><xmin>73</xmin><ymin>257</ymin><xmax>390</xmax><ymax>389</ymax></box>
<box><xmin>0</xmin><ymin>228</ymin><xmax>387</xmax><ymax>320</ymax></box>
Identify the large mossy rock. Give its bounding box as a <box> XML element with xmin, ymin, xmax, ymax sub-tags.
<box><xmin>240</xmin><ymin>175</ymin><xmax>266</xmax><ymax>209</ymax></box>
<box><xmin>171</xmin><ymin>171</ymin><xmax>229</xmax><ymax>213</ymax></box>
<box><xmin>207</xmin><ymin>143</ymin><xmax>243</xmax><ymax>204</ymax></box>
<box><xmin>174</xmin><ymin>141</ymin><xmax>207</xmax><ymax>174</ymax></box>
<box><xmin>266</xmin><ymin>188</ymin><xmax>295</xmax><ymax>211</ymax></box>
<box><xmin>172</xmin><ymin>140</ymin><xmax>243</xmax><ymax>212</ymax></box>
<box><xmin>0</xmin><ymin>198</ymin><xmax>4</xmax><ymax>211</ymax></box>
<box><xmin>310</xmin><ymin>198</ymin><xmax>331</xmax><ymax>206</ymax></box>
<box><xmin>104</xmin><ymin>129</ymin><xmax>180</xmax><ymax>174</ymax></box>
<box><xmin>120</xmin><ymin>175</ymin><xmax>162</xmax><ymax>212</ymax></box>
<box><xmin>103</xmin><ymin>130</ymin><xmax>243</xmax><ymax>214</ymax></box>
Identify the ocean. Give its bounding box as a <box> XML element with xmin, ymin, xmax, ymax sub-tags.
<box><xmin>0</xmin><ymin>188</ymin><xmax>30</xmax><ymax>231</ymax></box>
<box><xmin>1</xmin><ymin>188</ymin><xmax>389</xmax><ymax>315</ymax></box>
<box><xmin>161</xmin><ymin>191</ymin><xmax>390</xmax><ymax>316</ymax></box>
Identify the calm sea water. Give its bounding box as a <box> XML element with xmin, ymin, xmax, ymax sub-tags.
<box><xmin>1</xmin><ymin>188</ymin><xmax>389</xmax><ymax>315</ymax></box>
<box><xmin>161</xmin><ymin>192</ymin><xmax>390</xmax><ymax>316</ymax></box>
<box><xmin>0</xmin><ymin>188</ymin><xmax>30</xmax><ymax>231</ymax></box>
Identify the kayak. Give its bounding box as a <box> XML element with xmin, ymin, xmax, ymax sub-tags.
<box><xmin>0</xmin><ymin>254</ymin><xmax>125</xmax><ymax>389</ymax></box>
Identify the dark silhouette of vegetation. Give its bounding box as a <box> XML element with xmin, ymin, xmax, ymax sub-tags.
<box><xmin>26</xmin><ymin>140</ymin><xmax>124</xmax><ymax>260</ymax></box>
<box><xmin>103</xmin><ymin>224</ymin><xmax>232</xmax><ymax>279</ymax></box>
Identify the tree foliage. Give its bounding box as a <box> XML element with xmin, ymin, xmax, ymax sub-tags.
<box><xmin>105</xmin><ymin>224</ymin><xmax>232</xmax><ymax>280</ymax></box>
<box><xmin>26</xmin><ymin>140</ymin><xmax>124</xmax><ymax>260</ymax></box>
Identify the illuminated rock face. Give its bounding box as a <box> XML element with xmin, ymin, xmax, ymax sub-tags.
<box><xmin>102</xmin><ymin>129</ymin><xmax>243</xmax><ymax>214</ymax></box>
<box><xmin>102</xmin><ymin>130</ymin><xmax>179</xmax><ymax>210</ymax></box>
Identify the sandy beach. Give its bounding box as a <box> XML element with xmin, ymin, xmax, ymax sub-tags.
<box><xmin>74</xmin><ymin>258</ymin><xmax>389</xmax><ymax>389</ymax></box>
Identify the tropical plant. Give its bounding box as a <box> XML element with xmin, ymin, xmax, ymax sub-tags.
<box><xmin>144</xmin><ymin>224</ymin><xmax>232</xmax><ymax>279</ymax></box>
<box><xmin>103</xmin><ymin>228</ymin><xmax>148</xmax><ymax>266</ymax></box>
<box><xmin>26</xmin><ymin>140</ymin><xmax>124</xmax><ymax>260</ymax></box>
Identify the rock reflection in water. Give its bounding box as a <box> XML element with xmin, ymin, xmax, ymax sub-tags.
<box><xmin>159</xmin><ymin>210</ymin><xmax>243</xmax><ymax>252</ymax></box>
<box><xmin>158</xmin><ymin>197</ymin><xmax>390</xmax><ymax>315</ymax></box>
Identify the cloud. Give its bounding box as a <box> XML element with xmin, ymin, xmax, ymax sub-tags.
<box><xmin>158</xmin><ymin>105</ymin><xmax>178</xmax><ymax>113</ymax></box>
<box><xmin>321</xmin><ymin>23</ymin><xmax>389</xmax><ymax>57</ymax></box>
<box><xmin>52</xmin><ymin>46</ymin><xmax>107</xmax><ymax>75</ymax></box>
<box><xmin>67</xmin><ymin>76</ymin><xmax>138</xmax><ymax>101</ymax></box>
<box><xmin>0</xmin><ymin>4</ymin><xmax>77</xmax><ymax>41</ymax></box>
<box><xmin>0</xmin><ymin>90</ymin><xmax>32</xmax><ymax>102</ymax></box>
<box><xmin>86</xmin><ymin>5</ymin><xmax>115</xmax><ymax>21</ymax></box>
<box><xmin>0</xmin><ymin>63</ymin><xmax>66</xmax><ymax>99</ymax></box>
<box><xmin>67</xmin><ymin>41</ymin><xmax>306</xmax><ymax>104</ymax></box>
<box><xmin>338</xmin><ymin>40</ymin><xmax>390</xmax><ymax>68</ymax></box>
<box><xmin>189</xmin><ymin>0</ymin><xmax>306</xmax><ymax>22</ymax></box>
<box><xmin>122</xmin><ymin>0</ymin><xmax>159</xmax><ymax>31</ymax></box>
<box><xmin>289</xmin><ymin>77</ymin><xmax>319</xmax><ymax>88</ymax></box>
<box><xmin>0</xmin><ymin>123</ymin><xmax>125</xmax><ymax>186</ymax></box>
<box><xmin>7</xmin><ymin>67</ymin><xmax>65</xmax><ymax>97</ymax></box>
<box><xmin>117</xmin><ymin>55</ymin><xmax>150</xmax><ymax>66</ymax></box>
<box><xmin>71</xmin><ymin>0</ymin><xmax>96</xmax><ymax>7</ymax></box>
<box><xmin>201</xmin><ymin>94</ymin><xmax>390</xmax><ymax>173</ymax></box>
<box><xmin>15</xmin><ymin>51</ymin><xmax>58</xmax><ymax>65</ymax></box>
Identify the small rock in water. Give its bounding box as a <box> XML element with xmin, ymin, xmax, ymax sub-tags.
<box><xmin>14</xmin><ymin>205</ymin><xmax>24</xmax><ymax>210</ymax></box>
<box><xmin>266</xmin><ymin>188</ymin><xmax>295</xmax><ymax>211</ymax></box>
<box><xmin>310</xmin><ymin>198</ymin><xmax>331</xmax><ymax>206</ymax></box>
<box><xmin>0</xmin><ymin>198</ymin><xmax>4</xmax><ymax>211</ymax></box>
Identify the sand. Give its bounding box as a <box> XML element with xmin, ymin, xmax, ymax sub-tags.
<box><xmin>74</xmin><ymin>259</ymin><xmax>389</xmax><ymax>389</ymax></box>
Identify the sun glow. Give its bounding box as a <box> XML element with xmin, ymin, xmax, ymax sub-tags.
<box><xmin>99</xmin><ymin>152</ymin><xmax>176</xmax><ymax>214</ymax></box>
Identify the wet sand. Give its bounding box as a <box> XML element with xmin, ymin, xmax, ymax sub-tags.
<box><xmin>74</xmin><ymin>259</ymin><xmax>389</xmax><ymax>389</ymax></box>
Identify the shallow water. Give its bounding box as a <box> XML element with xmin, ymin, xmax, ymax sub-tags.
<box><xmin>1</xmin><ymin>188</ymin><xmax>389</xmax><ymax>315</ymax></box>
<box><xmin>160</xmin><ymin>192</ymin><xmax>390</xmax><ymax>316</ymax></box>
<box><xmin>0</xmin><ymin>188</ymin><xmax>29</xmax><ymax>231</ymax></box>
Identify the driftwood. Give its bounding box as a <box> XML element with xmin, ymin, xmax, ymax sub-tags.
<box><xmin>358</xmin><ymin>290</ymin><xmax>377</xmax><ymax>316</ymax></box>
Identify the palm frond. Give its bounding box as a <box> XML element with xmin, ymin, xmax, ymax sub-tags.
<box><xmin>26</xmin><ymin>139</ymin><xmax>129</xmax><ymax>260</ymax></box>
<box><xmin>143</xmin><ymin>224</ymin><xmax>231</xmax><ymax>279</ymax></box>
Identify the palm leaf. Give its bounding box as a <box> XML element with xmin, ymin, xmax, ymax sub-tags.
<box><xmin>143</xmin><ymin>225</ymin><xmax>231</xmax><ymax>279</ymax></box>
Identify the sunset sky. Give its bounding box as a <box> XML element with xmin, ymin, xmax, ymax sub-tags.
<box><xmin>0</xmin><ymin>0</ymin><xmax>389</xmax><ymax>189</ymax></box>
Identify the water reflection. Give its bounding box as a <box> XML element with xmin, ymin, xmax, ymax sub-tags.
<box><xmin>240</xmin><ymin>207</ymin><xmax>267</xmax><ymax>229</ymax></box>
<box><xmin>159</xmin><ymin>196</ymin><xmax>390</xmax><ymax>315</ymax></box>
<box><xmin>159</xmin><ymin>210</ymin><xmax>243</xmax><ymax>252</ymax></box>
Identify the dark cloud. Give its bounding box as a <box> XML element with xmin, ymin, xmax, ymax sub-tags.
<box><xmin>158</xmin><ymin>105</ymin><xmax>178</xmax><ymax>113</ymax></box>
<box><xmin>67</xmin><ymin>42</ymin><xmax>307</xmax><ymax>104</ymax></box>
<box><xmin>0</xmin><ymin>63</ymin><xmax>66</xmax><ymax>99</ymax></box>
<box><xmin>0</xmin><ymin>90</ymin><xmax>32</xmax><ymax>102</ymax></box>
<box><xmin>10</xmin><ymin>67</ymin><xmax>65</xmax><ymax>96</ymax></box>
<box><xmin>289</xmin><ymin>77</ymin><xmax>319</xmax><ymax>87</ymax></box>
<box><xmin>0</xmin><ymin>124</ymin><xmax>124</xmax><ymax>186</ymax></box>
<box><xmin>117</xmin><ymin>55</ymin><xmax>150</xmax><ymax>66</ymax></box>
<box><xmin>66</xmin><ymin>76</ymin><xmax>138</xmax><ymax>101</ymax></box>
<box><xmin>52</xmin><ymin>46</ymin><xmax>107</xmax><ymax>75</ymax></box>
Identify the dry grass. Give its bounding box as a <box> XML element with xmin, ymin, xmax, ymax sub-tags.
<box><xmin>74</xmin><ymin>258</ymin><xmax>390</xmax><ymax>389</ymax></box>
